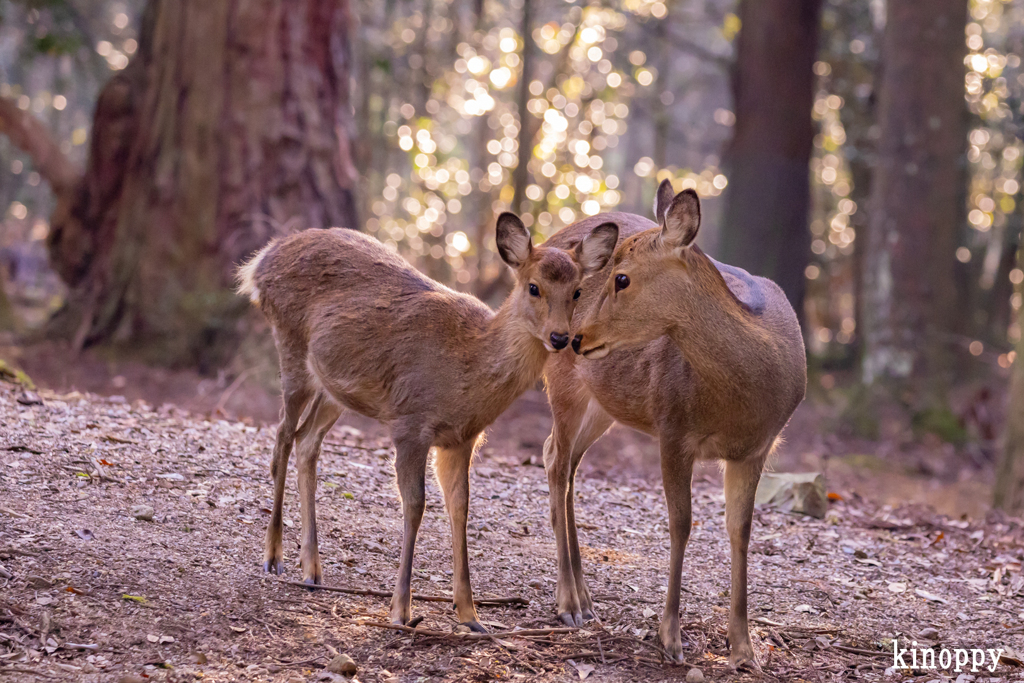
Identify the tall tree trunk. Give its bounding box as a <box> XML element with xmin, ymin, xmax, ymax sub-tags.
<box><xmin>994</xmin><ymin>243</ymin><xmax>1024</xmax><ymax>511</ymax></box>
<box><xmin>717</xmin><ymin>0</ymin><xmax>822</xmax><ymax>318</ymax></box>
<box><xmin>859</xmin><ymin>0</ymin><xmax>968</xmax><ymax>418</ymax></box>
<box><xmin>27</xmin><ymin>0</ymin><xmax>358</xmax><ymax>370</ymax></box>
<box><xmin>511</xmin><ymin>0</ymin><xmax>533</xmax><ymax>215</ymax></box>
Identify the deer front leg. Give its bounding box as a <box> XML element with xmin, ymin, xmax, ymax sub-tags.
<box><xmin>264</xmin><ymin>383</ymin><xmax>312</xmax><ymax>575</ymax></box>
<box><xmin>723</xmin><ymin>454</ymin><xmax>765</xmax><ymax>670</ymax></box>
<box><xmin>563</xmin><ymin>402</ymin><xmax>612</xmax><ymax>622</ymax></box>
<box><xmin>543</xmin><ymin>432</ymin><xmax>582</xmax><ymax>626</ymax></box>
<box><xmin>658</xmin><ymin>438</ymin><xmax>694</xmax><ymax>665</ymax></box>
<box><xmin>435</xmin><ymin>439</ymin><xmax>485</xmax><ymax>632</ymax></box>
<box><xmin>389</xmin><ymin>430</ymin><xmax>432</xmax><ymax>627</ymax></box>
<box><xmin>294</xmin><ymin>394</ymin><xmax>343</xmax><ymax>585</ymax></box>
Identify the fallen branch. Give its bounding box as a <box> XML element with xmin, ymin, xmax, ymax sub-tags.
<box><xmin>0</xmin><ymin>667</ymin><xmax>57</xmax><ymax>679</ymax></box>
<box><xmin>831</xmin><ymin>644</ymin><xmax>891</xmax><ymax>658</ymax></box>
<box><xmin>355</xmin><ymin>620</ymin><xmax>577</xmax><ymax>641</ymax></box>
<box><xmin>273</xmin><ymin>577</ymin><xmax>528</xmax><ymax>606</ymax></box>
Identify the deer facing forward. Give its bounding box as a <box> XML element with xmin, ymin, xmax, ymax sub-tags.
<box><xmin>237</xmin><ymin>217</ymin><xmax>617</xmax><ymax>631</ymax></box>
<box><xmin>541</xmin><ymin>181</ymin><xmax>806</xmax><ymax>668</ymax></box>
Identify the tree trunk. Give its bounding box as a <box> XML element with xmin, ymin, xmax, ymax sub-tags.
<box><xmin>33</xmin><ymin>0</ymin><xmax>359</xmax><ymax>370</ymax></box>
<box><xmin>859</xmin><ymin>0</ymin><xmax>967</xmax><ymax>417</ymax></box>
<box><xmin>717</xmin><ymin>0</ymin><xmax>822</xmax><ymax>318</ymax></box>
<box><xmin>994</xmin><ymin>244</ymin><xmax>1024</xmax><ymax>511</ymax></box>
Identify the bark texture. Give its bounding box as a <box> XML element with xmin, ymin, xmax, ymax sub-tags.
<box><xmin>994</xmin><ymin>247</ymin><xmax>1024</xmax><ymax>512</ymax></box>
<box><xmin>42</xmin><ymin>0</ymin><xmax>358</xmax><ymax>368</ymax></box>
<box><xmin>859</xmin><ymin>0</ymin><xmax>967</xmax><ymax>408</ymax></box>
<box><xmin>717</xmin><ymin>0</ymin><xmax>822</xmax><ymax>317</ymax></box>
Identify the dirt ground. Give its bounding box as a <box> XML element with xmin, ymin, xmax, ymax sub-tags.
<box><xmin>2</xmin><ymin>362</ymin><xmax>1024</xmax><ymax>682</ymax></box>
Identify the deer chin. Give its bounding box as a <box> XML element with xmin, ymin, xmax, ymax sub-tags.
<box><xmin>581</xmin><ymin>343</ymin><xmax>610</xmax><ymax>359</ymax></box>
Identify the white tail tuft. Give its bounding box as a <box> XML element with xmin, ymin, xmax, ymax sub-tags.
<box><xmin>236</xmin><ymin>242</ymin><xmax>275</xmax><ymax>306</ymax></box>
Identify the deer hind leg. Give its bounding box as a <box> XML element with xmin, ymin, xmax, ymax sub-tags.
<box><xmin>434</xmin><ymin>437</ymin><xmax>485</xmax><ymax>631</ymax></box>
<box><xmin>723</xmin><ymin>452</ymin><xmax>767</xmax><ymax>670</ymax></box>
<box><xmin>388</xmin><ymin>427</ymin><xmax>432</xmax><ymax>627</ymax></box>
<box><xmin>264</xmin><ymin>374</ymin><xmax>313</xmax><ymax>575</ymax></box>
<box><xmin>293</xmin><ymin>392</ymin><xmax>344</xmax><ymax>585</ymax></box>
<box><xmin>544</xmin><ymin>378</ymin><xmax>610</xmax><ymax>626</ymax></box>
<box><xmin>657</xmin><ymin>435</ymin><xmax>695</xmax><ymax>664</ymax></box>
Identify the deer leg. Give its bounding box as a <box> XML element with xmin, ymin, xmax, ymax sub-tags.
<box><xmin>264</xmin><ymin>381</ymin><xmax>313</xmax><ymax>575</ymax></box>
<box><xmin>293</xmin><ymin>393</ymin><xmax>343</xmax><ymax>585</ymax></box>
<box><xmin>723</xmin><ymin>453</ymin><xmax>766</xmax><ymax>670</ymax></box>
<box><xmin>389</xmin><ymin>429</ymin><xmax>432</xmax><ymax>627</ymax></box>
<box><xmin>434</xmin><ymin>438</ymin><xmax>484</xmax><ymax>632</ymax></box>
<box><xmin>658</xmin><ymin>437</ymin><xmax>694</xmax><ymax>664</ymax></box>
<box><xmin>565</xmin><ymin>402</ymin><xmax>613</xmax><ymax>622</ymax></box>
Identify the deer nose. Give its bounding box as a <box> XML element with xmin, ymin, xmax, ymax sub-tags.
<box><xmin>571</xmin><ymin>335</ymin><xmax>582</xmax><ymax>354</ymax></box>
<box><xmin>550</xmin><ymin>332</ymin><xmax>570</xmax><ymax>350</ymax></box>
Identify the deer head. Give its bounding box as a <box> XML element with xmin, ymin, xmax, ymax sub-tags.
<box><xmin>496</xmin><ymin>213</ymin><xmax>617</xmax><ymax>352</ymax></box>
<box><xmin>573</xmin><ymin>181</ymin><xmax>705</xmax><ymax>359</ymax></box>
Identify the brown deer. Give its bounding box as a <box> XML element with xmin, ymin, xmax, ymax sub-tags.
<box><xmin>541</xmin><ymin>180</ymin><xmax>806</xmax><ymax>668</ymax></box>
<box><xmin>236</xmin><ymin>217</ymin><xmax>617</xmax><ymax>631</ymax></box>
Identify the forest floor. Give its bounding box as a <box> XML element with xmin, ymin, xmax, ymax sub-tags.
<box><xmin>2</xmin><ymin>367</ymin><xmax>1024</xmax><ymax>683</ymax></box>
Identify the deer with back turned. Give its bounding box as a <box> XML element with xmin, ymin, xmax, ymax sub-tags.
<box><xmin>540</xmin><ymin>180</ymin><xmax>806</xmax><ymax>667</ymax></box>
<box><xmin>237</xmin><ymin>217</ymin><xmax>617</xmax><ymax>631</ymax></box>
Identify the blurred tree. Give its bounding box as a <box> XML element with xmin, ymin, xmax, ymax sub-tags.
<box><xmin>0</xmin><ymin>0</ymin><xmax>358</xmax><ymax>369</ymax></box>
<box><xmin>717</xmin><ymin>0</ymin><xmax>822</xmax><ymax>318</ymax></box>
<box><xmin>859</xmin><ymin>0</ymin><xmax>968</xmax><ymax>429</ymax></box>
<box><xmin>995</xmin><ymin>242</ymin><xmax>1024</xmax><ymax>512</ymax></box>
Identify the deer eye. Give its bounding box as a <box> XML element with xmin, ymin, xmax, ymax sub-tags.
<box><xmin>529</xmin><ymin>283</ymin><xmax>540</xmax><ymax>297</ymax></box>
<box><xmin>614</xmin><ymin>274</ymin><xmax>630</xmax><ymax>292</ymax></box>
<box><xmin>573</xmin><ymin>289</ymin><xmax>581</xmax><ymax>300</ymax></box>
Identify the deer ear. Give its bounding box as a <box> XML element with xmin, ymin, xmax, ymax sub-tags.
<box><xmin>653</xmin><ymin>178</ymin><xmax>675</xmax><ymax>226</ymax></box>
<box><xmin>576</xmin><ymin>222</ymin><xmax>618</xmax><ymax>275</ymax></box>
<box><xmin>661</xmin><ymin>189</ymin><xmax>701</xmax><ymax>250</ymax></box>
<box><xmin>495</xmin><ymin>212</ymin><xmax>532</xmax><ymax>268</ymax></box>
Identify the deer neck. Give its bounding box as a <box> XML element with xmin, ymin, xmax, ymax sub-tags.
<box><xmin>473</xmin><ymin>301</ymin><xmax>549</xmax><ymax>406</ymax></box>
<box><xmin>664</xmin><ymin>254</ymin><xmax>777</xmax><ymax>403</ymax></box>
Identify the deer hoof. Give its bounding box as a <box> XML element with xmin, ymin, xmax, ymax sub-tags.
<box><xmin>558</xmin><ymin>612</ymin><xmax>583</xmax><ymax>627</ymax></box>
<box><xmin>406</xmin><ymin>616</ymin><xmax>424</xmax><ymax>628</ymax></box>
<box><xmin>302</xmin><ymin>575</ymin><xmax>322</xmax><ymax>588</ymax></box>
<box><xmin>460</xmin><ymin>621</ymin><xmax>487</xmax><ymax>633</ymax></box>
<box><xmin>728</xmin><ymin>651</ymin><xmax>759</xmax><ymax>672</ymax></box>
<box><xmin>263</xmin><ymin>559</ymin><xmax>285</xmax><ymax>575</ymax></box>
<box><xmin>581</xmin><ymin>607</ymin><xmax>597</xmax><ymax>623</ymax></box>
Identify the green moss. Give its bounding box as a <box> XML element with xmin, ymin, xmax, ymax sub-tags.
<box><xmin>912</xmin><ymin>405</ymin><xmax>967</xmax><ymax>445</ymax></box>
<box><xmin>0</xmin><ymin>359</ymin><xmax>35</xmax><ymax>389</ymax></box>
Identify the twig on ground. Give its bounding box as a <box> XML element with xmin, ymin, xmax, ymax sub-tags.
<box><xmin>354</xmin><ymin>620</ymin><xmax>577</xmax><ymax>641</ymax></box>
<box><xmin>0</xmin><ymin>667</ymin><xmax>57</xmax><ymax>679</ymax></box>
<box><xmin>273</xmin><ymin>577</ymin><xmax>528</xmax><ymax>606</ymax></box>
<box><xmin>830</xmin><ymin>644</ymin><xmax>891</xmax><ymax>658</ymax></box>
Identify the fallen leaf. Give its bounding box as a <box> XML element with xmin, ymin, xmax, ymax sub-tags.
<box><xmin>122</xmin><ymin>594</ymin><xmax>148</xmax><ymax>604</ymax></box>
<box><xmin>914</xmin><ymin>589</ymin><xmax>948</xmax><ymax>604</ymax></box>
<box><xmin>888</xmin><ymin>582</ymin><xmax>907</xmax><ymax>593</ymax></box>
<box><xmin>75</xmin><ymin>528</ymin><xmax>94</xmax><ymax>541</ymax></box>
<box><xmin>574</xmin><ymin>662</ymin><xmax>595</xmax><ymax>679</ymax></box>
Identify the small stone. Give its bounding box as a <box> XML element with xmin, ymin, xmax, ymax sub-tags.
<box><xmin>189</xmin><ymin>652</ymin><xmax>208</xmax><ymax>665</ymax></box>
<box><xmin>327</xmin><ymin>653</ymin><xmax>357</xmax><ymax>676</ymax></box>
<box><xmin>919</xmin><ymin>627</ymin><xmax>940</xmax><ymax>640</ymax></box>
<box><xmin>454</xmin><ymin>624</ymin><xmax>472</xmax><ymax>634</ymax></box>
<box><xmin>528</xmin><ymin>579</ymin><xmax>543</xmax><ymax>589</ymax></box>
<box><xmin>686</xmin><ymin>667</ymin><xmax>705</xmax><ymax>683</ymax></box>
<box><xmin>132</xmin><ymin>505</ymin><xmax>155</xmax><ymax>522</ymax></box>
<box><xmin>119</xmin><ymin>676</ymin><xmax>146</xmax><ymax>683</ymax></box>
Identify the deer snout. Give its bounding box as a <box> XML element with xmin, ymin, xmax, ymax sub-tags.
<box><xmin>571</xmin><ymin>335</ymin><xmax>582</xmax><ymax>354</ymax></box>
<box><xmin>550</xmin><ymin>332</ymin><xmax>570</xmax><ymax>350</ymax></box>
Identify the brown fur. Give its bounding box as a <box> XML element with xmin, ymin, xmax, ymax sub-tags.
<box><xmin>238</xmin><ymin>222</ymin><xmax>615</xmax><ymax>630</ymax></box>
<box><xmin>540</xmin><ymin>184</ymin><xmax>806</xmax><ymax>668</ymax></box>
